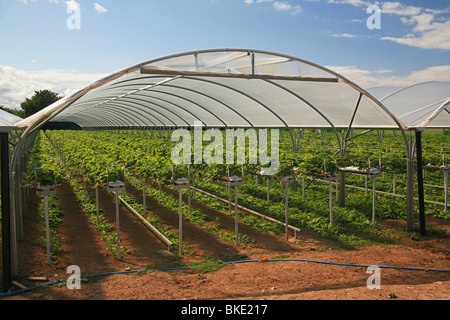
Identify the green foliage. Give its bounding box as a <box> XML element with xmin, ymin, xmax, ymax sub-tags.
<box><xmin>43</xmin><ymin>129</ymin><xmax>449</xmax><ymax>251</ymax></box>
<box><xmin>20</xmin><ymin>90</ymin><xmax>62</xmax><ymax>117</ymax></box>
<box><xmin>38</xmin><ymin>195</ymin><xmax>64</xmax><ymax>260</ymax></box>
<box><xmin>25</xmin><ymin>132</ymin><xmax>63</xmax><ymax>187</ymax></box>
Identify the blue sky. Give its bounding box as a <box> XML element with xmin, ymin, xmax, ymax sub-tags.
<box><xmin>0</xmin><ymin>0</ymin><xmax>449</xmax><ymax>108</ymax></box>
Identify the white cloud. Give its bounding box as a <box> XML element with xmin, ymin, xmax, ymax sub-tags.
<box><xmin>244</xmin><ymin>0</ymin><xmax>302</xmax><ymax>15</ymax></box>
<box><xmin>273</xmin><ymin>1</ymin><xmax>291</xmax><ymax>11</ymax></box>
<box><xmin>327</xmin><ymin>0</ymin><xmax>373</xmax><ymax>7</ymax></box>
<box><xmin>94</xmin><ymin>3</ymin><xmax>108</xmax><ymax>14</ymax></box>
<box><xmin>245</xmin><ymin>0</ymin><xmax>274</xmax><ymax>3</ymax></box>
<box><xmin>380</xmin><ymin>2</ymin><xmax>421</xmax><ymax>16</ymax></box>
<box><xmin>327</xmin><ymin>65</ymin><xmax>450</xmax><ymax>88</ymax></box>
<box><xmin>66</xmin><ymin>0</ymin><xmax>80</xmax><ymax>11</ymax></box>
<box><xmin>0</xmin><ymin>65</ymin><xmax>105</xmax><ymax>109</ymax></box>
<box><xmin>329</xmin><ymin>1</ymin><xmax>450</xmax><ymax>50</ymax></box>
<box><xmin>382</xmin><ymin>19</ymin><xmax>450</xmax><ymax>50</ymax></box>
<box><xmin>373</xmin><ymin>69</ymin><xmax>393</xmax><ymax>74</ymax></box>
<box><xmin>332</xmin><ymin>33</ymin><xmax>359</xmax><ymax>38</ymax></box>
<box><xmin>291</xmin><ymin>5</ymin><xmax>302</xmax><ymax>15</ymax></box>
<box><xmin>16</xmin><ymin>0</ymin><xmax>37</xmax><ymax>4</ymax></box>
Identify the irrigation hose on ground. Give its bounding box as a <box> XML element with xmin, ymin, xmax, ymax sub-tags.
<box><xmin>1</xmin><ymin>258</ymin><xmax>449</xmax><ymax>298</ymax></box>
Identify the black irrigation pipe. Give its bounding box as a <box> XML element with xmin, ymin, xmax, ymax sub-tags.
<box><xmin>1</xmin><ymin>258</ymin><xmax>449</xmax><ymax>298</ymax></box>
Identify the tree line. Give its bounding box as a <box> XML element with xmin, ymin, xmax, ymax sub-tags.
<box><xmin>1</xmin><ymin>89</ymin><xmax>62</xmax><ymax>118</ymax></box>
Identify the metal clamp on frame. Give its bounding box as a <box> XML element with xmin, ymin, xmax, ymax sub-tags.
<box><xmin>108</xmin><ymin>181</ymin><xmax>126</xmax><ymax>192</ymax></box>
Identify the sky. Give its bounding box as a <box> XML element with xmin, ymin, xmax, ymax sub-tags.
<box><xmin>0</xmin><ymin>0</ymin><xmax>449</xmax><ymax>109</ymax></box>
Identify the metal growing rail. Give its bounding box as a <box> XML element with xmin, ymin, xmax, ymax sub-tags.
<box><xmin>192</xmin><ymin>186</ymin><xmax>302</xmax><ymax>239</ymax></box>
<box><xmin>118</xmin><ymin>195</ymin><xmax>174</xmax><ymax>252</ymax></box>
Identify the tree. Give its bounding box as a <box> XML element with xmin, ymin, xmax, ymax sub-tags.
<box><xmin>0</xmin><ymin>105</ymin><xmax>24</xmax><ymax>118</ymax></box>
<box><xmin>20</xmin><ymin>90</ymin><xmax>62</xmax><ymax>118</ymax></box>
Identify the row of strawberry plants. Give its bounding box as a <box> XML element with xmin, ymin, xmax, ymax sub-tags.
<box><xmin>126</xmin><ymin>172</ymin><xmax>284</xmax><ymax>241</ymax></box>
<box><xmin>25</xmin><ymin>132</ymin><xmax>65</xmax><ymax>261</ymax></box>
<box><xmin>43</xmin><ymin>132</ymin><xmax>130</xmax><ymax>259</ymax></box>
<box><xmin>124</xmin><ymin>174</ymin><xmax>255</xmax><ymax>249</ymax></box>
<box><xmin>192</xmin><ymin>177</ymin><xmax>376</xmax><ymax>247</ymax></box>
<box><xmin>45</xmin><ymin>130</ymin><xmax>448</xmax><ymax>245</ymax></box>
<box><xmin>47</xmin><ymin>130</ymin><xmax>256</xmax><ymax>250</ymax></box>
<box><xmin>49</xmin><ymin>130</ymin><xmax>287</xmax><ymax>245</ymax></box>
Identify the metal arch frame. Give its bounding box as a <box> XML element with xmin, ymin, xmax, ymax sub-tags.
<box><xmin>60</xmin><ymin>112</ymin><xmax>119</xmax><ymax>128</ymax></box>
<box><xmin>56</xmin><ymin>94</ymin><xmax>175</xmax><ymax>128</ymax></box>
<box><xmin>418</xmin><ymin>98</ymin><xmax>450</xmax><ymax>129</ymax></box>
<box><xmin>157</xmin><ymin>83</ymin><xmax>254</xmax><ymax>128</ymax></box>
<box><xmin>98</xmin><ymin>75</ymin><xmax>254</xmax><ymax>127</ymax></box>
<box><xmin>63</xmin><ymin>84</ymin><xmax>194</xmax><ymax>127</ymax></box>
<box><xmin>131</xmin><ymin>92</ymin><xmax>226</xmax><ymax>128</ymax></box>
<box><xmin>106</xmin><ymin>75</ymin><xmax>254</xmax><ymax>126</ymax></box>
<box><xmin>57</xmin><ymin>79</ymin><xmax>224</xmax><ymax>128</ymax></box>
<box><xmin>57</xmin><ymin>100</ymin><xmax>141</xmax><ymax>128</ymax></box>
<box><xmin>61</xmin><ymin>113</ymin><xmax>119</xmax><ymax>128</ymax></box>
<box><xmin>94</xmin><ymin>103</ymin><xmax>165</xmax><ymax>127</ymax></box>
<box><xmin>87</xmin><ymin>105</ymin><xmax>142</xmax><ymax>128</ymax></box>
<box><xmin>18</xmin><ymin>48</ymin><xmax>409</xmax><ymax>135</ymax></box>
<box><xmin>377</xmin><ymin>81</ymin><xmax>446</xmax><ymax>102</ymax></box>
<box><xmin>102</xmin><ymin>100</ymin><xmax>178</xmax><ymax>127</ymax></box>
<box><xmin>262</xmin><ymin>78</ymin><xmax>345</xmax><ymax>151</ymax></box>
<box><xmin>7</xmin><ymin>49</ymin><xmax>428</xmax><ymax>280</ymax></box>
<box><xmin>67</xmin><ymin>103</ymin><xmax>144</xmax><ymax>128</ymax></box>
<box><xmin>120</xmin><ymin>93</ymin><xmax>206</xmax><ymax>127</ymax></box>
<box><xmin>94</xmin><ymin>75</ymin><xmax>234</xmax><ymax>128</ymax></box>
<box><xmin>134</xmin><ymin>48</ymin><xmax>340</xmax><ymax>82</ymax></box>
<box><xmin>177</xmin><ymin>76</ymin><xmax>290</xmax><ymax>128</ymax></box>
<box><xmin>138</xmin><ymin>89</ymin><xmax>231</xmax><ymax>128</ymax></box>
<box><xmin>56</xmin><ymin>76</ymin><xmax>182</xmax><ymax>123</ymax></box>
<box><xmin>118</xmin><ymin>95</ymin><xmax>192</xmax><ymax>127</ymax></box>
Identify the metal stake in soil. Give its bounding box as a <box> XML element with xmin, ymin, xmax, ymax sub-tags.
<box><xmin>228</xmin><ymin>176</ymin><xmax>244</xmax><ymax>246</ymax></box>
<box><xmin>173</xmin><ymin>178</ymin><xmax>190</xmax><ymax>255</ymax></box>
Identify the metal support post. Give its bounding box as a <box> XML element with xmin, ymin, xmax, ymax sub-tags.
<box><xmin>339</xmin><ymin>171</ymin><xmax>345</xmax><ymax>207</ymax></box>
<box><xmin>108</xmin><ymin>181</ymin><xmax>125</xmax><ymax>260</ymax></box>
<box><xmin>372</xmin><ymin>177</ymin><xmax>377</xmax><ymax>227</ymax></box>
<box><xmin>1</xmin><ymin>132</ymin><xmax>11</xmax><ymax>292</ymax></box>
<box><xmin>282</xmin><ymin>176</ymin><xmax>294</xmax><ymax>241</ymax></box>
<box><xmin>115</xmin><ymin>191</ymin><xmax>121</xmax><ymax>260</ymax></box>
<box><xmin>329</xmin><ymin>179</ymin><xmax>333</xmax><ymax>226</ymax></box>
<box><xmin>415</xmin><ymin>131</ymin><xmax>426</xmax><ymax>236</ymax></box>
<box><xmin>95</xmin><ymin>186</ymin><xmax>99</xmax><ymax>224</ymax></box>
<box><xmin>142</xmin><ymin>177</ymin><xmax>146</xmax><ymax>217</ymax></box>
<box><xmin>228</xmin><ymin>176</ymin><xmax>243</xmax><ymax>246</ymax></box>
<box><xmin>234</xmin><ymin>184</ymin><xmax>239</xmax><ymax>246</ymax></box>
<box><xmin>173</xmin><ymin>178</ymin><xmax>190</xmax><ymax>255</ymax></box>
<box><xmin>406</xmin><ymin>156</ymin><xmax>415</xmax><ymax>233</ymax></box>
<box><xmin>285</xmin><ymin>182</ymin><xmax>289</xmax><ymax>241</ymax></box>
<box><xmin>302</xmin><ymin>176</ymin><xmax>305</xmax><ymax>200</ymax></box>
<box><xmin>44</xmin><ymin>195</ymin><xmax>51</xmax><ymax>265</ymax></box>
<box><xmin>179</xmin><ymin>188</ymin><xmax>183</xmax><ymax>255</ymax></box>
<box><xmin>36</xmin><ymin>184</ymin><xmax>57</xmax><ymax>265</ymax></box>
<box><xmin>444</xmin><ymin>170</ymin><xmax>448</xmax><ymax>216</ymax></box>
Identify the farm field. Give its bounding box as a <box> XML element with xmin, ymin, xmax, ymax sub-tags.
<box><xmin>1</xmin><ymin>129</ymin><xmax>449</xmax><ymax>301</ymax></box>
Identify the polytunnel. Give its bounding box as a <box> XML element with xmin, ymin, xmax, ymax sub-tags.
<box><xmin>1</xmin><ymin>109</ymin><xmax>22</xmax><ymax>292</ymax></box>
<box><xmin>367</xmin><ymin>81</ymin><xmax>450</xmax><ymax>235</ymax></box>
<box><xmin>2</xmin><ymin>49</ymin><xmax>449</xmax><ymax>291</ymax></box>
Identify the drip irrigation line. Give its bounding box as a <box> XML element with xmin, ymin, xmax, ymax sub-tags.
<box><xmin>1</xmin><ymin>258</ymin><xmax>449</xmax><ymax>298</ymax></box>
